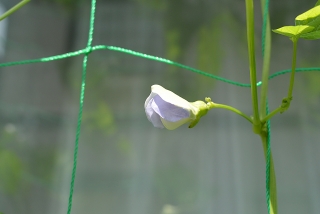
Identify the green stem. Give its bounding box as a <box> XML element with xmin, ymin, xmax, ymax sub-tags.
<box><xmin>245</xmin><ymin>0</ymin><xmax>260</xmax><ymax>132</ymax></box>
<box><xmin>263</xmin><ymin>38</ymin><xmax>298</xmax><ymax>121</ymax></box>
<box><xmin>0</xmin><ymin>0</ymin><xmax>30</xmax><ymax>22</ymax></box>
<box><xmin>209</xmin><ymin>103</ymin><xmax>253</xmax><ymax>123</ymax></box>
<box><xmin>259</xmin><ymin>0</ymin><xmax>272</xmax><ymax>119</ymax></box>
<box><xmin>287</xmin><ymin>38</ymin><xmax>298</xmax><ymax>99</ymax></box>
<box><xmin>261</xmin><ymin>107</ymin><xmax>282</xmax><ymax>123</ymax></box>
<box><xmin>260</xmin><ymin>133</ymin><xmax>278</xmax><ymax>214</ymax></box>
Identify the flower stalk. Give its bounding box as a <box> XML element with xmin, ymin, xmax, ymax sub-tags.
<box><xmin>206</xmin><ymin>98</ymin><xmax>253</xmax><ymax>123</ymax></box>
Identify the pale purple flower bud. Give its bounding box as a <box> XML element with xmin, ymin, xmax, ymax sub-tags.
<box><xmin>144</xmin><ymin>85</ymin><xmax>209</xmax><ymax>130</ymax></box>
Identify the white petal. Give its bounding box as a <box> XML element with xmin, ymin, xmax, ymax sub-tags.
<box><xmin>151</xmin><ymin>85</ymin><xmax>195</xmax><ymax>114</ymax></box>
<box><xmin>151</xmin><ymin>95</ymin><xmax>190</xmax><ymax>122</ymax></box>
<box><xmin>161</xmin><ymin>117</ymin><xmax>191</xmax><ymax>130</ymax></box>
<box><xmin>144</xmin><ymin>91</ymin><xmax>157</xmax><ymax>109</ymax></box>
<box><xmin>145</xmin><ymin>97</ymin><xmax>165</xmax><ymax>128</ymax></box>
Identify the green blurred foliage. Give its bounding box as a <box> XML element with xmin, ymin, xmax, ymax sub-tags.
<box><xmin>0</xmin><ymin>124</ymin><xmax>57</xmax><ymax>197</ymax></box>
<box><xmin>0</xmin><ymin>150</ymin><xmax>23</xmax><ymax>194</ymax></box>
<box><xmin>0</xmin><ymin>126</ymin><xmax>23</xmax><ymax>194</ymax></box>
<box><xmin>70</xmin><ymin>62</ymin><xmax>131</xmax><ymax>155</ymax></box>
<box><xmin>163</xmin><ymin>0</ymin><xmax>207</xmax><ymax>91</ymax></box>
<box><xmin>77</xmin><ymin>63</ymin><xmax>117</xmax><ymax>137</ymax></box>
<box><xmin>195</xmin><ymin>14</ymin><xmax>227</xmax><ymax>95</ymax></box>
<box><xmin>83</xmin><ymin>101</ymin><xmax>116</xmax><ymax>136</ymax></box>
<box><xmin>165</xmin><ymin>30</ymin><xmax>182</xmax><ymax>62</ymax></box>
<box><xmin>163</xmin><ymin>0</ymin><xmax>206</xmax><ymax>62</ymax></box>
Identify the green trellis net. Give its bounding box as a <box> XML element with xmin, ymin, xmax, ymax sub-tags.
<box><xmin>1</xmin><ymin>0</ymin><xmax>320</xmax><ymax>213</ymax></box>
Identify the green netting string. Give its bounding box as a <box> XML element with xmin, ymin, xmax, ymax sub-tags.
<box><xmin>0</xmin><ymin>0</ymin><xmax>320</xmax><ymax>213</ymax></box>
<box><xmin>1</xmin><ymin>44</ymin><xmax>319</xmax><ymax>87</ymax></box>
<box><xmin>66</xmin><ymin>0</ymin><xmax>96</xmax><ymax>213</ymax></box>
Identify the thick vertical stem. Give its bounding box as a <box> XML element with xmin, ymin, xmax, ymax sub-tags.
<box><xmin>260</xmin><ymin>133</ymin><xmax>278</xmax><ymax>214</ymax></box>
<box><xmin>245</xmin><ymin>0</ymin><xmax>260</xmax><ymax>132</ymax></box>
<box><xmin>259</xmin><ymin>0</ymin><xmax>272</xmax><ymax>119</ymax></box>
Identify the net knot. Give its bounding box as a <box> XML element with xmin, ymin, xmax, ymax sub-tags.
<box><xmin>84</xmin><ymin>46</ymin><xmax>93</xmax><ymax>55</ymax></box>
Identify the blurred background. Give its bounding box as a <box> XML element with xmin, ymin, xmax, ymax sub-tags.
<box><xmin>0</xmin><ymin>0</ymin><xmax>319</xmax><ymax>213</ymax></box>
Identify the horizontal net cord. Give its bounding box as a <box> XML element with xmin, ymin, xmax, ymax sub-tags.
<box><xmin>1</xmin><ymin>45</ymin><xmax>319</xmax><ymax>88</ymax></box>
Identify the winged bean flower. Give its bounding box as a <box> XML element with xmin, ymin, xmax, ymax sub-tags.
<box><xmin>144</xmin><ymin>85</ymin><xmax>210</xmax><ymax>130</ymax></box>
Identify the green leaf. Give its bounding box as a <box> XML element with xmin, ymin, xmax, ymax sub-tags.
<box><xmin>303</xmin><ymin>16</ymin><xmax>320</xmax><ymax>29</ymax></box>
<box><xmin>272</xmin><ymin>25</ymin><xmax>314</xmax><ymax>38</ymax></box>
<box><xmin>295</xmin><ymin>5</ymin><xmax>320</xmax><ymax>40</ymax></box>
<box><xmin>296</xmin><ymin>5</ymin><xmax>320</xmax><ymax>26</ymax></box>
<box><xmin>300</xmin><ymin>29</ymin><xmax>320</xmax><ymax>39</ymax></box>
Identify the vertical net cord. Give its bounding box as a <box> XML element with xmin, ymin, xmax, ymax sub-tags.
<box><xmin>261</xmin><ymin>0</ymin><xmax>271</xmax><ymax>213</ymax></box>
<box><xmin>67</xmin><ymin>0</ymin><xmax>96</xmax><ymax>214</ymax></box>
